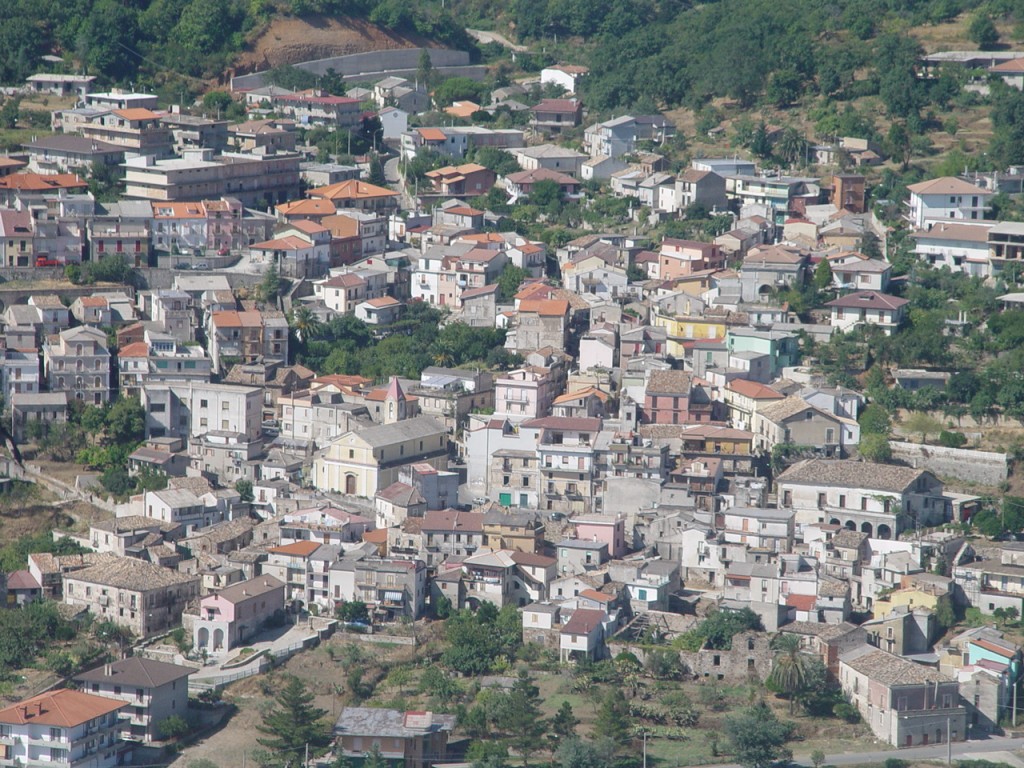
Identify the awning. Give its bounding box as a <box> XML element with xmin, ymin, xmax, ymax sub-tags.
<box><xmin>384</xmin><ymin>591</ymin><xmax>403</xmax><ymax>602</ymax></box>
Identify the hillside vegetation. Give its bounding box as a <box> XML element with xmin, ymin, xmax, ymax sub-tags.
<box><xmin>5</xmin><ymin>1</ymin><xmax>1024</xmax><ymax>108</ymax></box>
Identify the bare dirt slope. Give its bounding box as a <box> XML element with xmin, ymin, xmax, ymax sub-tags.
<box><xmin>235</xmin><ymin>14</ymin><xmax>435</xmax><ymax>74</ymax></box>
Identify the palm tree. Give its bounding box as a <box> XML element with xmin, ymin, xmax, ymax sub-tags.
<box><xmin>289</xmin><ymin>306</ymin><xmax>322</xmax><ymax>344</ymax></box>
<box><xmin>767</xmin><ymin>633</ymin><xmax>810</xmax><ymax>714</ymax></box>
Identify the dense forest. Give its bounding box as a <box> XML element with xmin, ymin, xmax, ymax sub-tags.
<box><xmin>7</xmin><ymin>0</ymin><xmax>1024</xmax><ymax>115</ymax></box>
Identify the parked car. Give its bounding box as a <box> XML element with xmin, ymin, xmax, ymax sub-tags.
<box><xmin>193</xmin><ymin>263</ymin><xmax>209</xmax><ymax>270</ymax></box>
<box><xmin>217</xmin><ymin>247</ymin><xmax>230</xmax><ymax>256</ymax></box>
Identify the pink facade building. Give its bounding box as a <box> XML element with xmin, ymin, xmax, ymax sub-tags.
<box><xmin>191</xmin><ymin>575</ymin><xmax>285</xmax><ymax>655</ymax></box>
<box><xmin>658</xmin><ymin>238</ymin><xmax>724</xmax><ymax>280</ymax></box>
<box><xmin>572</xmin><ymin>513</ymin><xmax>628</xmax><ymax>558</ymax></box>
<box><xmin>494</xmin><ymin>367</ymin><xmax>560</xmax><ymax>422</ymax></box>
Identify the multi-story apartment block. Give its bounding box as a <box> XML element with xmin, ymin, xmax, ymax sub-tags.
<box><xmin>118</xmin><ymin>331</ymin><xmax>211</xmax><ymax>398</ymax></box>
<box><xmin>73</xmin><ymin>108</ymin><xmax>173</xmax><ymax>158</ymax></box>
<box><xmin>63</xmin><ymin>558</ymin><xmax>200</xmax><ymax>639</ymax></box>
<box><xmin>73</xmin><ymin>657</ymin><xmax>192</xmax><ymax>743</ymax></box>
<box><xmin>140</xmin><ymin>382</ymin><xmax>262</xmax><ymax>442</ymax></box>
<box><xmin>270</xmin><ymin>92</ymin><xmax>361</xmax><ymax>130</ymax></box>
<box><xmin>206</xmin><ymin>309</ymin><xmax>289</xmax><ymax>373</ymax></box>
<box><xmin>0</xmin><ymin>689</ymin><xmax>125</xmax><ymax>768</ymax></box>
<box><xmin>905</xmin><ymin>177</ymin><xmax>993</xmax><ymax>229</ymax></box>
<box><xmin>529</xmin><ymin>416</ymin><xmax>600</xmax><ymax>515</ymax></box>
<box><xmin>43</xmin><ymin>326</ymin><xmax>111</xmax><ymax>405</ymax></box>
<box><xmin>124</xmin><ymin>149</ymin><xmax>302</xmax><ymax>207</ymax></box>
<box><xmin>329</xmin><ymin>555</ymin><xmax>427</xmax><ymax>619</ymax></box>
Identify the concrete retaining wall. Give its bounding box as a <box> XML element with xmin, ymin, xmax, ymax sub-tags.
<box><xmin>232</xmin><ymin>48</ymin><xmax>486</xmax><ymax>90</ymax></box>
<box><xmin>889</xmin><ymin>441</ymin><xmax>1010</xmax><ymax>486</ymax></box>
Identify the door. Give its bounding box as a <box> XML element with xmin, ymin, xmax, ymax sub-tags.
<box><xmin>499</xmin><ymin>493</ymin><xmax>512</xmax><ymax>506</ymax></box>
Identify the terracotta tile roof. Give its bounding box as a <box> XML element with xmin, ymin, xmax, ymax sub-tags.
<box><xmin>561</xmin><ymin>607</ymin><xmax>606</xmax><ymax>634</ymax></box>
<box><xmin>825</xmin><ymin>291</ymin><xmax>909</xmax><ymax>311</ymax></box>
<box><xmin>421</xmin><ymin>509</ymin><xmax>483</xmax><ymax>533</ymax></box>
<box><xmin>0</xmin><ymin>173</ymin><xmax>87</xmax><ymax>192</ymax></box>
<box><xmin>417</xmin><ymin>128</ymin><xmax>448</xmax><ymax>141</ymax></box>
<box><xmin>786</xmin><ymin>593</ymin><xmax>816</xmax><ymax>611</ymax></box>
<box><xmin>118</xmin><ymin>341</ymin><xmax>149</xmax><ymax>358</ymax></box>
<box><xmin>309</xmin><ymin>180</ymin><xmax>398</xmax><ymax>201</ymax></box>
<box><xmin>268</xmin><ymin>541</ymin><xmax>321</xmax><ymax>557</ymax></box>
<box><xmin>113</xmin><ymin>108</ymin><xmax>160</xmax><ymax>120</ymax></box>
<box><xmin>726</xmin><ymin>378</ymin><xmax>786</xmax><ymax>400</ymax></box>
<box><xmin>553</xmin><ymin>386</ymin><xmax>609</xmax><ymax>405</ymax></box>
<box><xmin>518</xmin><ymin>298</ymin><xmax>569</xmax><ymax>317</ymax></box>
<box><xmin>277</xmin><ymin>198</ymin><xmax>336</xmax><ymax>216</ymax></box>
<box><xmin>0</xmin><ymin>689</ymin><xmax>124</xmax><ymax>728</ymax></box>
<box><xmin>906</xmin><ymin>176</ymin><xmax>991</xmax><ymax>196</ymax></box>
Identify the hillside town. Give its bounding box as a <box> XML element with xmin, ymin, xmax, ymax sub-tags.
<box><xmin>4</xmin><ymin>34</ymin><xmax>1024</xmax><ymax>768</ymax></box>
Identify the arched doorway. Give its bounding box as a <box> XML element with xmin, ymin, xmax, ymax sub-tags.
<box><xmin>877</xmin><ymin>524</ymin><xmax>892</xmax><ymax>540</ymax></box>
<box><xmin>861</xmin><ymin>522</ymin><xmax>873</xmax><ymax>537</ymax></box>
<box><xmin>197</xmin><ymin>627</ymin><xmax>209</xmax><ymax>649</ymax></box>
<box><xmin>844</xmin><ymin>520</ymin><xmax>857</xmax><ymax>531</ymax></box>
<box><xmin>213</xmin><ymin>628</ymin><xmax>224</xmax><ymax>651</ymax></box>
<box><xmin>345</xmin><ymin>474</ymin><xmax>357</xmax><ymax>495</ymax></box>
<box><xmin>829</xmin><ymin>518</ymin><xmax>841</xmax><ymax>526</ymax></box>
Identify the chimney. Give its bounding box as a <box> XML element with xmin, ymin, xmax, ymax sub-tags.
<box><xmin>242</xmin><ymin>589</ymin><xmax>248</xmax><ymax>596</ymax></box>
<box><xmin>104</xmin><ymin>663</ymin><xmax>112</xmax><ymax>676</ymax></box>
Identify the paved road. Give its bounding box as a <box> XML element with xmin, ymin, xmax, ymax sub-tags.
<box><xmin>699</xmin><ymin>735</ymin><xmax>1024</xmax><ymax>768</ymax></box>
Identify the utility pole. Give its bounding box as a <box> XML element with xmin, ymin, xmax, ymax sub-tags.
<box><xmin>305</xmin><ymin>743</ymin><xmax>309</xmax><ymax>768</ymax></box>
<box><xmin>642</xmin><ymin>730</ymin><xmax>647</xmax><ymax>768</ymax></box>
<box><xmin>946</xmin><ymin>715</ymin><xmax>952</xmax><ymax>766</ymax></box>
<box><xmin>1014</xmin><ymin>669</ymin><xmax>1019</xmax><ymax>727</ymax></box>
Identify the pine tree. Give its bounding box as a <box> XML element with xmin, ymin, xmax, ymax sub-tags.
<box><xmin>503</xmin><ymin>670</ymin><xmax>547</xmax><ymax>764</ymax></box>
<box><xmin>594</xmin><ymin>688</ymin><xmax>631</xmax><ymax>748</ymax></box>
<box><xmin>256</xmin><ymin>675</ymin><xmax>331</xmax><ymax>759</ymax></box>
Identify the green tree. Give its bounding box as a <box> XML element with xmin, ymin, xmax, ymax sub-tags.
<box><xmin>289</xmin><ymin>306</ymin><xmax>323</xmax><ymax>344</ymax></box>
<box><xmin>502</xmin><ymin>671</ymin><xmax>546</xmax><ymax>765</ymax></box>
<box><xmin>549</xmin><ymin>701</ymin><xmax>579</xmax><ymax>742</ymax></box>
<box><xmin>418</xmin><ymin>665</ymin><xmax>458</xmax><ymax>704</ymax></box>
<box><xmin>969</xmin><ymin>13</ymin><xmax>999</xmax><ymax>50</ymax></box>
<box><xmin>497</xmin><ymin>265</ymin><xmax>528</xmax><ymax>301</ymax></box>
<box><xmin>858</xmin><ymin>404</ymin><xmax>891</xmax><ymax>435</ymax></box>
<box><xmin>158</xmin><ymin>714</ymin><xmax>191</xmax><ymax>740</ymax></box>
<box><xmin>594</xmin><ymin>689</ymin><xmax>631</xmax><ymax>748</ymax></box>
<box><xmin>766</xmin><ymin>69</ymin><xmax>802</xmax><ymax>108</ymax></box>
<box><xmin>256</xmin><ymin>675</ymin><xmax>331</xmax><ymax>759</ymax></box>
<box><xmin>417</xmin><ymin>48</ymin><xmax>434</xmax><ymax>93</ymax></box>
<box><xmin>235</xmin><ymin>479</ymin><xmax>254</xmax><ymax>502</ymax></box>
<box><xmin>367</xmin><ymin>154</ymin><xmax>386</xmax><ymax>186</ymax></box>
<box><xmin>724</xmin><ymin>701</ymin><xmax>795</xmax><ymax>768</ymax></box>
<box><xmin>885</xmin><ymin>122</ymin><xmax>912</xmax><ymax>171</ymax></box>
<box><xmin>813</xmin><ymin>258</ymin><xmax>833</xmax><ymax>292</ymax></box>
<box><xmin>0</xmin><ymin>98</ymin><xmax>19</xmax><ymax>130</ymax></box>
<box><xmin>363</xmin><ymin>744</ymin><xmax>386</xmax><ymax>768</ymax></box>
<box><xmin>528</xmin><ymin>179</ymin><xmax>562</xmax><ymax>209</ymax></box>
<box><xmin>337</xmin><ymin>600</ymin><xmax>369</xmax><ymax>624</ymax></box>
<box><xmin>259</xmin><ymin>263</ymin><xmax>283</xmax><ymax>306</ymax></box>
<box><xmin>553</xmin><ymin>738</ymin><xmax>614</xmax><ymax>768</ymax></box>
<box><xmin>766</xmin><ymin>634</ymin><xmax>810</xmax><ymax>714</ymax></box>
<box><xmin>902</xmin><ymin>411</ymin><xmax>943</xmax><ymax>444</ymax></box>
<box><xmin>858</xmin><ymin>433</ymin><xmax>893</xmax><ymax>463</ymax></box>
